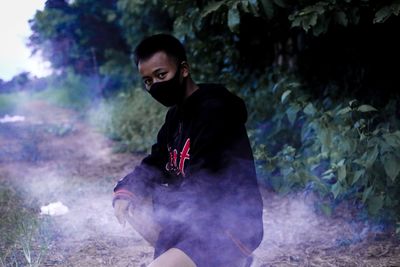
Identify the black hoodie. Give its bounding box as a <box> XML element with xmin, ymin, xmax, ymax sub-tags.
<box><xmin>114</xmin><ymin>83</ymin><xmax>264</xmax><ymax>253</ymax></box>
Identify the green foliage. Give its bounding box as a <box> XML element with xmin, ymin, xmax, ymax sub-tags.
<box><xmin>29</xmin><ymin>7</ymin><xmax>79</xmax><ymax>70</ymax></box>
<box><xmin>286</xmin><ymin>0</ymin><xmax>400</xmax><ymax>35</ymax></box>
<box><xmin>98</xmin><ymin>49</ymin><xmax>136</xmax><ymax>93</ymax></box>
<box><xmin>168</xmin><ymin>0</ymin><xmax>400</xmax><ymax>38</ymax></box>
<box><xmin>29</xmin><ymin>0</ymin><xmax>129</xmax><ymax>74</ymax></box>
<box><xmin>374</xmin><ymin>0</ymin><xmax>400</xmax><ymax>23</ymax></box>
<box><xmin>0</xmin><ymin>91</ymin><xmax>35</xmax><ymax>116</ymax></box>
<box><xmin>249</xmin><ymin>70</ymin><xmax>400</xmax><ymax>223</ymax></box>
<box><xmin>0</xmin><ymin>93</ymin><xmax>19</xmax><ymax>115</ymax></box>
<box><xmin>88</xmin><ymin>87</ymin><xmax>166</xmax><ymax>153</ymax></box>
<box><xmin>195</xmin><ymin>0</ymin><xmax>261</xmax><ymax>33</ymax></box>
<box><xmin>116</xmin><ymin>0</ymin><xmax>172</xmax><ymax>48</ymax></box>
<box><xmin>288</xmin><ymin>1</ymin><xmax>359</xmax><ymax>36</ymax></box>
<box><xmin>34</xmin><ymin>69</ymin><xmax>97</xmax><ymax>111</ymax></box>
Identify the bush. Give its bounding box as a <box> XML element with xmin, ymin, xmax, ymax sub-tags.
<box><xmin>244</xmin><ymin>70</ymin><xmax>400</xmax><ymax>228</ymax></box>
<box><xmin>0</xmin><ymin>92</ymin><xmax>31</xmax><ymax>116</ymax></box>
<box><xmin>34</xmin><ymin>69</ymin><xmax>98</xmax><ymax>111</ymax></box>
<box><xmin>88</xmin><ymin>87</ymin><xmax>166</xmax><ymax>153</ymax></box>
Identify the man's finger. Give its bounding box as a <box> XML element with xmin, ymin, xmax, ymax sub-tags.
<box><xmin>117</xmin><ymin>207</ymin><xmax>127</xmax><ymax>225</ymax></box>
<box><xmin>114</xmin><ymin>200</ymin><xmax>130</xmax><ymax>227</ymax></box>
<box><xmin>117</xmin><ymin>213</ymin><xmax>126</xmax><ymax>227</ymax></box>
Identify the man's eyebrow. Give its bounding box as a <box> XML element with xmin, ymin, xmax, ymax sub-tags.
<box><xmin>152</xmin><ymin>67</ymin><xmax>166</xmax><ymax>73</ymax></box>
<box><xmin>142</xmin><ymin>68</ymin><xmax>166</xmax><ymax>79</ymax></box>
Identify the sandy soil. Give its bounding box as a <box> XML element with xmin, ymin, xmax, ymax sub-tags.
<box><xmin>0</xmin><ymin>100</ymin><xmax>399</xmax><ymax>267</ymax></box>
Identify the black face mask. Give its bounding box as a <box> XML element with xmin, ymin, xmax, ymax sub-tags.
<box><xmin>149</xmin><ymin>66</ymin><xmax>185</xmax><ymax>107</ymax></box>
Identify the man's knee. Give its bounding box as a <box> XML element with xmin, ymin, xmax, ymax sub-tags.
<box><xmin>148</xmin><ymin>248</ymin><xmax>197</xmax><ymax>267</ymax></box>
<box><xmin>125</xmin><ymin>198</ymin><xmax>160</xmax><ymax>246</ymax></box>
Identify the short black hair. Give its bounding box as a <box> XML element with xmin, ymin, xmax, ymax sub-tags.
<box><xmin>133</xmin><ymin>34</ymin><xmax>187</xmax><ymax>66</ymax></box>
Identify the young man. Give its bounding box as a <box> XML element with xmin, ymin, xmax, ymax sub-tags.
<box><xmin>113</xmin><ymin>34</ymin><xmax>264</xmax><ymax>267</ymax></box>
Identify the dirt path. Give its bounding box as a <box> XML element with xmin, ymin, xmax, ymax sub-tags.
<box><xmin>0</xmin><ymin>100</ymin><xmax>399</xmax><ymax>266</ymax></box>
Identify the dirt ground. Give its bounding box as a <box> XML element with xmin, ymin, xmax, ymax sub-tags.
<box><xmin>0</xmin><ymin>100</ymin><xmax>399</xmax><ymax>267</ymax></box>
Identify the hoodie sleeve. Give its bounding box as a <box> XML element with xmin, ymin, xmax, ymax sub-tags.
<box><xmin>113</xmin><ymin>113</ymin><xmax>169</xmax><ymax>204</ymax></box>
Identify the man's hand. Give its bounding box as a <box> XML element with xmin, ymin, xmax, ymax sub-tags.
<box><xmin>114</xmin><ymin>199</ymin><xmax>131</xmax><ymax>227</ymax></box>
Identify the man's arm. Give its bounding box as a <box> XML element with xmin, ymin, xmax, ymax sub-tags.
<box><xmin>112</xmin><ymin>113</ymin><xmax>169</xmax><ymax>228</ymax></box>
<box><xmin>113</xmin><ymin>112</ymin><xmax>169</xmax><ymax>203</ymax></box>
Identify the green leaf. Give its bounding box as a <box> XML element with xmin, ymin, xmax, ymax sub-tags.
<box><xmin>382</xmin><ymin>153</ymin><xmax>400</xmax><ymax>181</ymax></box>
<box><xmin>374</xmin><ymin>6</ymin><xmax>392</xmax><ymax>23</ymax></box>
<box><xmin>362</xmin><ymin>186</ymin><xmax>373</xmax><ymax>203</ymax></box>
<box><xmin>298</xmin><ymin>8</ymin><xmax>314</xmax><ymax>16</ymax></box>
<box><xmin>394</xmin><ymin>3</ymin><xmax>400</xmax><ymax>16</ymax></box>
<box><xmin>246</xmin><ymin>0</ymin><xmax>260</xmax><ymax>16</ymax></box>
<box><xmin>106</xmin><ymin>12</ymin><xmax>117</xmax><ymax>22</ymax></box>
<box><xmin>286</xmin><ymin>104</ymin><xmax>300</xmax><ymax>125</ymax></box>
<box><xmin>303</xmin><ymin>103</ymin><xmax>316</xmax><ymax>116</ymax></box>
<box><xmin>273</xmin><ymin>0</ymin><xmax>288</xmax><ymax>8</ymax></box>
<box><xmin>352</xmin><ymin>169</ymin><xmax>365</xmax><ymax>185</ymax></box>
<box><xmin>312</xmin><ymin>15</ymin><xmax>330</xmax><ymax>36</ymax></box>
<box><xmin>385</xmin><ymin>196</ymin><xmax>393</xmax><ymax>206</ymax></box>
<box><xmin>379</xmin><ymin>142</ymin><xmax>392</xmax><ymax>155</ymax></box>
<box><xmin>367</xmin><ymin>195</ymin><xmax>384</xmax><ymax>215</ymax></box>
<box><xmin>394</xmin><ymin>130</ymin><xmax>400</xmax><ymax>140</ymax></box>
<box><xmin>337</xmin><ymin>165</ymin><xmax>346</xmax><ymax>182</ymax></box>
<box><xmin>281</xmin><ymin>90</ymin><xmax>292</xmax><ymax>103</ymax></box>
<box><xmin>337</xmin><ymin>107</ymin><xmax>351</xmax><ymax>115</ymax></box>
<box><xmin>339</xmin><ymin>138</ymin><xmax>356</xmax><ymax>154</ymax></box>
<box><xmin>291</xmin><ymin>17</ymin><xmax>302</xmax><ymax>27</ymax></box>
<box><xmin>349</xmin><ymin>99</ymin><xmax>358</xmax><ymax>108</ymax></box>
<box><xmin>227</xmin><ymin>5</ymin><xmax>240</xmax><ymax>33</ymax></box>
<box><xmin>319</xmin><ymin>128</ymin><xmax>332</xmax><ymax>154</ymax></box>
<box><xmin>331</xmin><ymin>182</ymin><xmax>342</xmax><ymax>199</ymax></box>
<box><xmin>248</xmin><ymin>0</ymin><xmax>258</xmax><ymax>6</ymax></box>
<box><xmin>322</xmin><ymin>169</ymin><xmax>334</xmax><ymax>176</ymax></box>
<box><xmin>383</xmin><ymin>133</ymin><xmax>400</xmax><ymax>148</ymax></box>
<box><xmin>337</xmin><ymin>159</ymin><xmax>345</xmax><ymax>166</ymax></box>
<box><xmin>335</xmin><ymin>11</ymin><xmax>348</xmax><ymax>27</ymax></box>
<box><xmin>314</xmin><ymin>3</ymin><xmax>327</xmax><ymax>15</ymax></box>
<box><xmin>322</xmin><ymin>172</ymin><xmax>335</xmax><ymax>180</ymax></box>
<box><xmin>302</xmin><ymin>13</ymin><xmax>318</xmax><ymax>32</ymax></box>
<box><xmin>349</xmin><ymin>7</ymin><xmax>360</xmax><ymax>24</ymax></box>
<box><xmin>365</xmin><ymin>145</ymin><xmax>379</xmax><ymax>168</ymax></box>
<box><xmin>357</xmin><ymin>105</ymin><xmax>378</xmax><ymax>112</ymax></box>
<box><xmin>201</xmin><ymin>1</ymin><xmax>227</xmax><ymax>18</ymax></box>
<box><xmin>260</xmin><ymin>0</ymin><xmax>274</xmax><ymax>18</ymax></box>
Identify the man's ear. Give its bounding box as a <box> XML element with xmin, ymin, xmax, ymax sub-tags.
<box><xmin>181</xmin><ymin>61</ymin><xmax>190</xmax><ymax>78</ymax></box>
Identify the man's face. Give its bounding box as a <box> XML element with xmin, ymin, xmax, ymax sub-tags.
<box><xmin>138</xmin><ymin>51</ymin><xmax>180</xmax><ymax>91</ymax></box>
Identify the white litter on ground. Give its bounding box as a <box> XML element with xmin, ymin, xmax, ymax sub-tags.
<box><xmin>40</xmin><ymin>201</ymin><xmax>69</xmax><ymax>216</ymax></box>
<box><xmin>0</xmin><ymin>114</ymin><xmax>26</xmax><ymax>123</ymax></box>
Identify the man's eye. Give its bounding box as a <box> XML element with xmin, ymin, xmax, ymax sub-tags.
<box><xmin>157</xmin><ymin>72</ymin><xmax>167</xmax><ymax>79</ymax></box>
<box><xmin>144</xmin><ymin>79</ymin><xmax>153</xmax><ymax>86</ymax></box>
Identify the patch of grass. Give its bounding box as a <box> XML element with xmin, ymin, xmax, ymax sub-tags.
<box><xmin>44</xmin><ymin>123</ymin><xmax>75</xmax><ymax>137</ymax></box>
<box><xmin>0</xmin><ymin>92</ymin><xmax>30</xmax><ymax>116</ymax></box>
<box><xmin>33</xmin><ymin>86</ymin><xmax>90</xmax><ymax>112</ymax></box>
<box><xmin>33</xmin><ymin>71</ymin><xmax>97</xmax><ymax>111</ymax></box>
<box><xmin>0</xmin><ymin>181</ymin><xmax>49</xmax><ymax>267</ymax></box>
